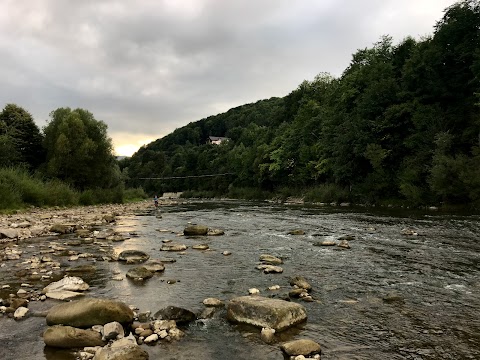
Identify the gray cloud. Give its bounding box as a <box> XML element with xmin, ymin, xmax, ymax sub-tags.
<box><xmin>0</xmin><ymin>0</ymin><xmax>457</xmax><ymax>154</ymax></box>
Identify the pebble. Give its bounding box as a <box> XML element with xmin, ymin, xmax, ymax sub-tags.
<box><xmin>249</xmin><ymin>288</ymin><xmax>260</xmax><ymax>295</ymax></box>
<box><xmin>222</xmin><ymin>251</ymin><xmax>232</xmax><ymax>256</ymax></box>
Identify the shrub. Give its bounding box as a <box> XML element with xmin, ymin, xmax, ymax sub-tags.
<box><xmin>304</xmin><ymin>184</ymin><xmax>349</xmax><ymax>203</ymax></box>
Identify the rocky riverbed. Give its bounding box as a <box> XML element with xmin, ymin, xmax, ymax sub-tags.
<box><xmin>1</xmin><ymin>200</ymin><xmax>479</xmax><ymax>359</ymax></box>
<box><xmin>0</xmin><ymin>200</ymin><xmax>323</xmax><ymax>360</ymax></box>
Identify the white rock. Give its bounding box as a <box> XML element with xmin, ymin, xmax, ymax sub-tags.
<box><xmin>248</xmin><ymin>288</ymin><xmax>260</xmax><ymax>295</ymax></box>
<box><xmin>14</xmin><ymin>307</ymin><xmax>29</xmax><ymax>320</ymax></box>
<box><xmin>268</xmin><ymin>285</ymin><xmax>281</xmax><ymax>290</ymax></box>
<box><xmin>144</xmin><ymin>333</ymin><xmax>159</xmax><ymax>344</ymax></box>
<box><xmin>260</xmin><ymin>327</ymin><xmax>276</xmax><ymax>344</ymax></box>
<box><xmin>158</xmin><ymin>329</ymin><xmax>168</xmax><ymax>339</ymax></box>
<box><xmin>17</xmin><ymin>289</ymin><xmax>27</xmax><ymax>295</ymax></box>
<box><xmin>43</xmin><ymin>276</ymin><xmax>89</xmax><ymax>293</ymax></box>
<box><xmin>168</xmin><ymin>328</ymin><xmax>185</xmax><ymax>340</ymax></box>
<box><xmin>202</xmin><ymin>298</ymin><xmax>224</xmax><ymax>307</ymax></box>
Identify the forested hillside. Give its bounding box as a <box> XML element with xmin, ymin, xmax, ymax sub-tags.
<box><xmin>124</xmin><ymin>1</ymin><xmax>480</xmax><ymax>206</ymax></box>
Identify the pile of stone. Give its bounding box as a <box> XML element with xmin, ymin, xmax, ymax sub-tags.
<box><xmin>43</xmin><ymin>297</ymin><xmax>150</xmax><ymax>359</ymax></box>
<box><xmin>256</xmin><ymin>254</ymin><xmax>284</xmax><ymax>274</ymax></box>
<box><xmin>289</xmin><ymin>276</ymin><xmax>314</xmax><ymax>302</ymax></box>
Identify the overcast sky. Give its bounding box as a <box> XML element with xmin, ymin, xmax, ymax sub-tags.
<box><xmin>0</xmin><ymin>0</ymin><xmax>458</xmax><ymax>156</ymax></box>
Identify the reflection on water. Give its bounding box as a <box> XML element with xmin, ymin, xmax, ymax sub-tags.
<box><xmin>2</xmin><ymin>201</ymin><xmax>480</xmax><ymax>360</ymax></box>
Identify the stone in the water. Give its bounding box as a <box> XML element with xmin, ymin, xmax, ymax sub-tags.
<box><xmin>260</xmin><ymin>327</ymin><xmax>276</xmax><ymax>344</ymax></box>
<box><xmin>43</xmin><ymin>276</ymin><xmax>89</xmax><ymax>293</ymax></box>
<box><xmin>104</xmin><ymin>321</ymin><xmax>124</xmax><ymax>340</ymax></box>
<box><xmin>203</xmin><ymin>298</ymin><xmax>224</xmax><ymax>307</ymax></box>
<box><xmin>46</xmin><ymin>298</ymin><xmax>134</xmax><ymax>327</ymax></box>
<box><xmin>160</xmin><ymin>244</ymin><xmax>187</xmax><ymax>252</ymax></box>
<box><xmin>142</xmin><ymin>260</ymin><xmax>165</xmax><ymax>272</ymax></box>
<box><xmin>280</xmin><ymin>339</ymin><xmax>321</xmax><ymax>356</ymax></box>
<box><xmin>192</xmin><ymin>244</ymin><xmax>209</xmax><ymax>250</ymax></box>
<box><xmin>66</xmin><ymin>264</ymin><xmax>97</xmax><ymax>273</ymax></box>
<box><xmin>154</xmin><ymin>306</ymin><xmax>196</xmax><ymax>325</ymax></box>
<box><xmin>118</xmin><ymin>250</ymin><xmax>150</xmax><ymax>264</ymax></box>
<box><xmin>207</xmin><ymin>229</ymin><xmax>225</xmax><ymax>236</ymax></box>
<box><xmin>222</xmin><ymin>251</ymin><xmax>232</xmax><ymax>256</ymax></box>
<box><xmin>259</xmin><ymin>254</ymin><xmax>283</xmax><ymax>265</ymax></box>
<box><xmin>14</xmin><ymin>306</ymin><xmax>29</xmax><ymax>320</ymax></box>
<box><xmin>184</xmin><ymin>225</ymin><xmax>208</xmax><ymax>236</ymax></box>
<box><xmin>43</xmin><ymin>325</ymin><xmax>105</xmax><ymax>348</ymax></box>
<box><xmin>144</xmin><ymin>333</ymin><xmax>159</xmax><ymax>344</ymax></box>
<box><xmin>257</xmin><ymin>264</ymin><xmax>283</xmax><ymax>274</ymax></box>
<box><xmin>94</xmin><ymin>339</ymin><xmax>148</xmax><ymax>360</ymax></box>
<box><xmin>46</xmin><ymin>290</ymin><xmax>86</xmax><ymax>300</ymax></box>
<box><xmin>313</xmin><ymin>240</ymin><xmax>336</xmax><ymax>246</ymax></box>
<box><xmin>227</xmin><ymin>296</ymin><xmax>307</xmax><ymax>331</ymax></box>
<box><xmin>289</xmin><ymin>276</ymin><xmax>312</xmax><ymax>291</ymax></box>
<box><xmin>126</xmin><ymin>267</ymin><xmax>154</xmax><ymax>280</ymax></box>
<box><xmin>249</xmin><ymin>288</ymin><xmax>260</xmax><ymax>295</ymax></box>
<box><xmin>337</xmin><ymin>240</ymin><xmax>350</xmax><ymax>249</ymax></box>
<box><xmin>288</xmin><ymin>229</ymin><xmax>305</xmax><ymax>235</ymax></box>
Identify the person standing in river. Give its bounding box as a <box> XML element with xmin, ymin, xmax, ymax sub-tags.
<box><xmin>153</xmin><ymin>194</ymin><xmax>159</xmax><ymax>208</ymax></box>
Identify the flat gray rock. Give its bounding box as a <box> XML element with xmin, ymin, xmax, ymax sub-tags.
<box><xmin>227</xmin><ymin>296</ymin><xmax>307</xmax><ymax>331</ymax></box>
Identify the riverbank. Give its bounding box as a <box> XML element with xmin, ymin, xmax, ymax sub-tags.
<box><xmin>0</xmin><ymin>199</ymin><xmax>176</xmax><ymax>242</ymax></box>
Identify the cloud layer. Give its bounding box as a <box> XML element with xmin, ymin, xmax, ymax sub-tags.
<box><xmin>0</xmin><ymin>0</ymin><xmax>457</xmax><ymax>154</ymax></box>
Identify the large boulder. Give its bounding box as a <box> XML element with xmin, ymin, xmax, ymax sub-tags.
<box><xmin>43</xmin><ymin>325</ymin><xmax>105</xmax><ymax>348</ymax></box>
<box><xmin>46</xmin><ymin>298</ymin><xmax>134</xmax><ymax>328</ymax></box>
<box><xmin>117</xmin><ymin>250</ymin><xmax>149</xmax><ymax>264</ymax></box>
<box><xmin>226</xmin><ymin>296</ymin><xmax>307</xmax><ymax>331</ymax></box>
<box><xmin>183</xmin><ymin>225</ymin><xmax>208</xmax><ymax>236</ymax></box>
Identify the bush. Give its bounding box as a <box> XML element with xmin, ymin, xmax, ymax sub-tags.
<box><xmin>43</xmin><ymin>179</ymin><xmax>78</xmax><ymax>206</ymax></box>
<box><xmin>124</xmin><ymin>187</ymin><xmax>148</xmax><ymax>202</ymax></box>
<box><xmin>304</xmin><ymin>184</ymin><xmax>349</xmax><ymax>203</ymax></box>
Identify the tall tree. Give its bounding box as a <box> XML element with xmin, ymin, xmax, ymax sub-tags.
<box><xmin>0</xmin><ymin>104</ymin><xmax>44</xmax><ymax>169</ymax></box>
<box><xmin>43</xmin><ymin>108</ymin><xmax>120</xmax><ymax>190</ymax></box>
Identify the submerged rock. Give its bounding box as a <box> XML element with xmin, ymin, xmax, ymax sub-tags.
<box><xmin>126</xmin><ymin>267</ymin><xmax>154</xmax><ymax>280</ymax></box>
<box><xmin>280</xmin><ymin>339</ymin><xmax>321</xmax><ymax>357</ymax></box>
<box><xmin>43</xmin><ymin>325</ymin><xmax>105</xmax><ymax>348</ymax></box>
<box><xmin>256</xmin><ymin>264</ymin><xmax>283</xmax><ymax>274</ymax></box>
<box><xmin>288</xmin><ymin>229</ymin><xmax>306</xmax><ymax>235</ymax></box>
<box><xmin>43</xmin><ymin>276</ymin><xmax>90</xmax><ymax>293</ymax></box>
<box><xmin>160</xmin><ymin>244</ymin><xmax>187</xmax><ymax>252</ymax></box>
<box><xmin>289</xmin><ymin>276</ymin><xmax>312</xmax><ymax>291</ymax></box>
<box><xmin>154</xmin><ymin>306</ymin><xmax>196</xmax><ymax>325</ymax></box>
<box><xmin>184</xmin><ymin>225</ymin><xmax>208</xmax><ymax>236</ymax></box>
<box><xmin>117</xmin><ymin>250</ymin><xmax>150</xmax><ymax>264</ymax></box>
<box><xmin>259</xmin><ymin>254</ymin><xmax>283</xmax><ymax>265</ymax></box>
<box><xmin>226</xmin><ymin>296</ymin><xmax>307</xmax><ymax>331</ymax></box>
<box><xmin>142</xmin><ymin>260</ymin><xmax>165</xmax><ymax>273</ymax></box>
<box><xmin>207</xmin><ymin>229</ymin><xmax>225</xmax><ymax>236</ymax></box>
<box><xmin>46</xmin><ymin>298</ymin><xmax>134</xmax><ymax>327</ymax></box>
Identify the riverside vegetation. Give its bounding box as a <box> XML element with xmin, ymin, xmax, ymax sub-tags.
<box><xmin>122</xmin><ymin>1</ymin><xmax>480</xmax><ymax>209</ymax></box>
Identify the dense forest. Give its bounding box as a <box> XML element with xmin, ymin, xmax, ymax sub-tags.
<box><xmin>123</xmin><ymin>1</ymin><xmax>480</xmax><ymax>207</ymax></box>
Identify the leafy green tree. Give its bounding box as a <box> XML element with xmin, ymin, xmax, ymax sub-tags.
<box><xmin>43</xmin><ymin>108</ymin><xmax>120</xmax><ymax>190</ymax></box>
<box><xmin>0</xmin><ymin>104</ymin><xmax>44</xmax><ymax>169</ymax></box>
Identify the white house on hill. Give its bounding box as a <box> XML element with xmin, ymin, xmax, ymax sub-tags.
<box><xmin>207</xmin><ymin>136</ymin><xmax>229</xmax><ymax>145</ymax></box>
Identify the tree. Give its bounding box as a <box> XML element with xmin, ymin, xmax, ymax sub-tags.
<box><xmin>43</xmin><ymin>108</ymin><xmax>120</xmax><ymax>190</ymax></box>
<box><xmin>0</xmin><ymin>104</ymin><xmax>44</xmax><ymax>169</ymax></box>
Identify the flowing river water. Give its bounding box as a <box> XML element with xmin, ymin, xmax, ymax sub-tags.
<box><xmin>1</xmin><ymin>200</ymin><xmax>479</xmax><ymax>359</ymax></box>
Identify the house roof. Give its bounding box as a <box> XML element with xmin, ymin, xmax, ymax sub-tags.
<box><xmin>208</xmin><ymin>136</ymin><xmax>228</xmax><ymax>141</ymax></box>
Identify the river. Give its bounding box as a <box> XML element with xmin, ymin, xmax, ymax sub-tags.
<box><xmin>1</xmin><ymin>200</ymin><xmax>479</xmax><ymax>359</ymax></box>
